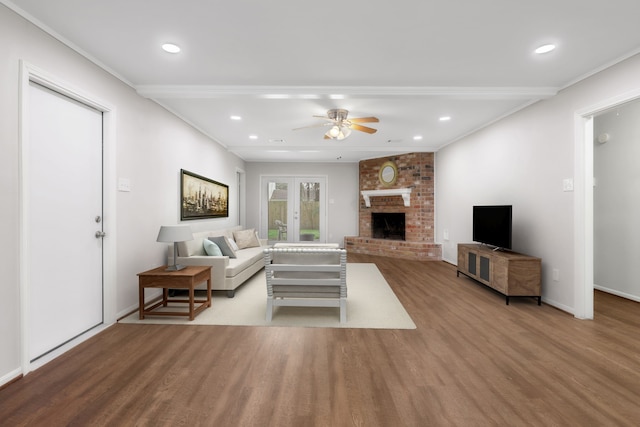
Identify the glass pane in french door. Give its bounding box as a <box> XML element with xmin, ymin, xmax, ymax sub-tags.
<box><xmin>298</xmin><ymin>180</ymin><xmax>320</xmax><ymax>242</ymax></box>
<box><xmin>268</xmin><ymin>181</ymin><xmax>288</xmax><ymax>241</ymax></box>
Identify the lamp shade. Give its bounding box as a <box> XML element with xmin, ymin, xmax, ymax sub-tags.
<box><xmin>156</xmin><ymin>225</ymin><xmax>193</xmax><ymax>243</ymax></box>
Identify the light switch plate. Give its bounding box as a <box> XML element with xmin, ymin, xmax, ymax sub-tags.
<box><xmin>118</xmin><ymin>178</ymin><xmax>131</xmax><ymax>192</ymax></box>
<box><xmin>562</xmin><ymin>178</ymin><xmax>574</xmax><ymax>192</ymax></box>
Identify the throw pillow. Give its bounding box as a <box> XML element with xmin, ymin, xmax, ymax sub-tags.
<box><xmin>208</xmin><ymin>236</ymin><xmax>236</xmax><ymax>258</ymax></box>
<box><xmin>233</xmin><ymin>228</ymin><xmax>260</xmax><ymax>249</ymax></box>
<box><xmin>228</xmin><ymin>237</ymin><xmax>240</xmax><ymax>252</ymax></box>
<box><xmin>203</xmin><ymin>239</ymin><xmax>223</xmax><ymax>256</ymax></box>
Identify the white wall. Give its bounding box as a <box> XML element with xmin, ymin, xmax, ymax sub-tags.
<box><xmin>594</xmin><ymin>100</ymin><xmax>640</xmax><ymax>302</ymax></box>
<box><xmin>436</xmin><ymin>53</ymin><xmax>640</xmax><ymax>313</ymax></box>
<box><xmin>0</xmin><ymin>5</ymin><xmax>245</xmax><ymax>385</ymax></box>
<box><xmin>245</xmin><ymin>162</ymin><xmax>359</xmax><ymax>245</ymax></box>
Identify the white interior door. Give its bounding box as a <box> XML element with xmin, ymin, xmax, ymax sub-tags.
<box><xmin>27</xmin><ymin>82</ymin><xmax>104</xmax><ymax>361</ymax></box>
<box><xmin>262</xmin><ymin>176</ymin><xmax>326</xmax><ymax>244</ymax></box>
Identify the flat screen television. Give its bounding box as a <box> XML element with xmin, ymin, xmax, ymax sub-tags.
<box><xmin>472</xmin><ymin>205</ymin><xmax>512</xmax><ymax>250</ymax></box>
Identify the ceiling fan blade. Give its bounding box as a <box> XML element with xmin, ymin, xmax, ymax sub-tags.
<box><xmin>349</xmin><ymin>117</ymin><xmax>379</xmax><ymax>124</ymax></box>
<box><xmin>350</xmin><ymin>124</ymin><xmax>378</xmax><ymax>134</ymax></box>
<box><xmin>293</xmin><ymin>123</ymin><xmax>333</xmax><ymax>130</ymax></box>
<box><xmin>312</xmin><ymin>115</ymin><xmax>337</xmax><ymax>121</ymax></box>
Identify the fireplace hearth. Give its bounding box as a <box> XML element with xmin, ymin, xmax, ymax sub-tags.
<box><xmin>372</xmin><ymin>212</ymin><xmax>405</xmax><ymax>241</ymax></box>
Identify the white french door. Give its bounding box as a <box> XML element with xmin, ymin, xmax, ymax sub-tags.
<box><xmin>26</xmin><ymin>81</ymin><xmax>104</xmax><ymax>362</ymax></box>
<box><xmin>261</xmin><ymin>176</ymin><xmax>327</xmax><ymax>244</ymax></box>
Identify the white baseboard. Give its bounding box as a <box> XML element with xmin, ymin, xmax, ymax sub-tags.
<box><xmin>0</xmin><ymin>367</ymin><xmax>23</xmax><ymax>388</ymax></box>
<box><xmin>594</xmin><ymin>284</ymin><xmax>640</xmax><ymax>303</ymax></box>
<box><xmin>117</xmin><ymin>289</ymin><xmax>163</xmax><ymax>320</ymax></box>
<box><xmin>540</xmin><ymin>298</ymin><xmax>575</xmax><ymax>316</ymax></box>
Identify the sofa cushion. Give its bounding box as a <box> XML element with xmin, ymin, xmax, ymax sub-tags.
<box><xmin>208</xmin><ymin>236</ymin><xmax>236</xmax><ymax>258</ymax></box>
<box><xmin>203</xmin><ymin>239</ymin><xmax>223</xmax><ymax>256</ymax></box>
<box><xmin>233</xmin><ymin>228</ymin><xmax>260</xmax><ymax>249</ymax></box>
<box><xmin>225</xmin><ymin>245</ymin><xmax>264</xmax><ymax>277</ymax></box>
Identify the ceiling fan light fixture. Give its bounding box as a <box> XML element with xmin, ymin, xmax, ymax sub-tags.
<box><xmin>329</xmin><ymin>125</ymin><xmax>341</xmax><ymax>138</ymax></box>
<box><xmin>336</xmin><ymin>127</ymin><xmax>352</xmax><ymax>140</ymax></box>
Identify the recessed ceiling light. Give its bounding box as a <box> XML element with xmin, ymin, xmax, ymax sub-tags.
<box><xmin>161</xmin><ymin>43</ymin><xmax>181</xmax><ymax>54</ymax></box>
<box><xmin>439</xmin><ymin>116</ymin><xmax>451</xmax><ymax>121</ymax></box>
<box><xmin>535</xmin><ymin>44</ymin><xmax>556</xmax><ymax>54</ymax></box>
<box><xmin>230</xmin><ymin>115</ymin><xmax>242</xmax><ymax>120</ymax></box>
<box><xmin>413</xmin><ymin>135</ymin><xmax>423</xmax><ymax>140</ymax></box>
<box><xmin>249</xmin><ymin>135</ymin><xmax>258</xmax><ymax>140</ymax></box>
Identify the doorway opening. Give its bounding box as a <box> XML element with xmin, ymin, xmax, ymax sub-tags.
<box><xmin>575</xmin><ymin>88</ymin><xmax>640</xmax><ymax>319</ymax></box>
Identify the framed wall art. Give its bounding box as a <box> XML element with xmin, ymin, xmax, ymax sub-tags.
<box><xmin>180</xmin><ymin>169</ymin><xmax>229</xmax><ymax>220</ymax></box>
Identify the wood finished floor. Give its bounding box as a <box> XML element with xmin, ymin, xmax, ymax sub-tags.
<box><xmin>1</xmin><ymin>254</ymin><xmax>640</xmax><ymax>426</ymax></box>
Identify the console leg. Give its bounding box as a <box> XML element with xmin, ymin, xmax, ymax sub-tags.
<box><xmin>537</xmin><ymin>296</ymin><xmax>542</xmax><ymax>306</ymax></box>
<box><xmin>505</xmin><ymin>296</ymin><xmax>510</xmax><ymax>305</ymax></box>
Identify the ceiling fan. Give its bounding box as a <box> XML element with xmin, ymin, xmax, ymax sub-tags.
<box><xmin>294</xmin><ymin>109</ymin><xmax>379</xmax><ymax>140</ymax></box>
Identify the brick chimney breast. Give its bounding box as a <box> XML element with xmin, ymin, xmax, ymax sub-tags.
<box><xmin>345</xmin><ymin>153</ymin><xmax>442</xmax><ymax>261</ymax></box>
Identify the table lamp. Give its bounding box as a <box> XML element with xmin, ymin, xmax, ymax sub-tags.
<box><xmin>157</xmin><ymin>225</ymin><xmax>193</xmax><ymax>271</ymax></box>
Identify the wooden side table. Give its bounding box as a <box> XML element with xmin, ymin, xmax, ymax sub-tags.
<box><xmin>138</xmin><ymin>265</ymin><xmax>211</xmax><ymax>320</ymax></box>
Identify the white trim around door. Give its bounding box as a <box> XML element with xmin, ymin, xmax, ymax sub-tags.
<box><xmin>573</xmin><ymin>87</ymin><xmax>640</xmax><ymax>319</ymax></box>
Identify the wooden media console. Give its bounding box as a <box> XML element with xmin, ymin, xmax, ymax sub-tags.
<box><xmin>457</xmin><ymin>244</ymin><xmax>542</xmax><ymax>305</ymax></box>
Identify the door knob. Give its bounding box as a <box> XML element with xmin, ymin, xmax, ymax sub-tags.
<box><xmin>95</xmin><ymin>231</ymin><xmax>106</xmax><ymax>238</ymax></box>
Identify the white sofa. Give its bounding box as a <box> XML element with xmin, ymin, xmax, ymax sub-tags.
<box><xmin>168</xmin><ymin>226</ymin><xmax>267</xmax><ymax>297</ymax></box>
<box><xmin>263</xmin><ymin>244</ymin><xmax>347</xmax><ymax>323</ymax></box>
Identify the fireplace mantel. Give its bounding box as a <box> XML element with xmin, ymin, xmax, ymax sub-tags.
<box><xmin>361</xmin><ymin>188</ymin><xmax>412</xmax><ymax>207</ymax></box>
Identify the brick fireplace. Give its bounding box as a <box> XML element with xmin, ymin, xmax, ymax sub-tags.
<box><xmin>344</xmin><ymin>152</ymin><xmax>442</xmax><ymax>261</ymax></box>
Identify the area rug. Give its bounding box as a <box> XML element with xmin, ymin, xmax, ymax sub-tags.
<box><xmin>120</xmin><ymin>263</ymin><xmax>416</xmax><ymax>329</ymax></box>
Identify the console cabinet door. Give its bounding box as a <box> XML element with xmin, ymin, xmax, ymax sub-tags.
<box><xmin>490</xmin><ymin>257</ymin><xmax>509</xmax><ymax>293</ymax></box>
<box><xmin>479</xmin><ymin>256</ymin><xmax>491</xmax><ymax>282</ymax></box>
<box><xmin>468</xmin><ymin>252</ymin><xmax>477</xmax><ymax>276</ymax></box>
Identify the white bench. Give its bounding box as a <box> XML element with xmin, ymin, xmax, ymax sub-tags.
<box><xmin>263</xmin><ymin>245</ymin><xmax>347</xmax><ymax>323</ymax></box>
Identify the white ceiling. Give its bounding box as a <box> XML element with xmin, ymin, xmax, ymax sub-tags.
<box><xmin>5</xmin><ymin>0</ymin><xmax>640</xmax><ymax>162</ymax></box>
